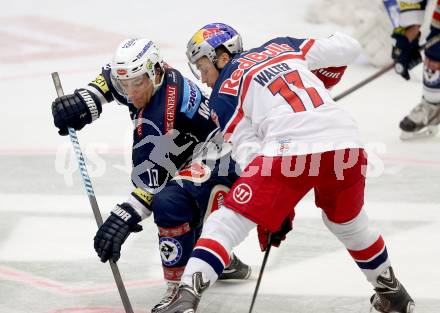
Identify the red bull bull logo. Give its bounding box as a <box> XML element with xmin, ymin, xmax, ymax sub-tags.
<box><xmin>202</xmin><ymin>28</ymin><xmax>222</xmax><ymax>39</ymax></box>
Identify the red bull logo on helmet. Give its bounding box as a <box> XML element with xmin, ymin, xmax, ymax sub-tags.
<box><xmin>202</xmin><ymin>28</ymin><xmax>222</xmax><ymax>39</ymax></box>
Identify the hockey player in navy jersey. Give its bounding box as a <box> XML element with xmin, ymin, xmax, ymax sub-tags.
<box><xmin>51</xmin><ymin>38</ymin><xmax>251</xmax><ymax>313</ymax></box>
<box><xmin>392</xmin><ymin>0</ymin><xmax>440</xmax><ymax>139</ymax></box>
<box><xmin>159</xmin><ymin>23</ymin><xmax>415</xmax><ymax>313</ymax></box>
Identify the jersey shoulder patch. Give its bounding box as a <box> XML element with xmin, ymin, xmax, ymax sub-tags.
<box><xmin>180</xmin><ymin>78</ymin><xmax>202</xmax><ymax>119</ymax></box>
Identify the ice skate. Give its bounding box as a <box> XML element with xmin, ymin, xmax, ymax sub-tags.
<box><xmin>157</xmin><ymin>272</ymin><xmax>209</xmax><ymax>313</ymax></box>
<box><xmin>400</xmin><ymin>99</ymin><xmax>440</xmax><ymax>140</ymax></box>
<box><xmin>218</xmin><ymin>253</ymin><xmax>252</xmax><ymax>280</ymax></box>
<box><xmin>370</xmin><ymin>267</ymin><xmax>415</xmax><ymax>313</ymax></box>
<box><xmin>151</xmin><ymin>281</ymin><xmax>179</xmax><ymax>313</ymax></box>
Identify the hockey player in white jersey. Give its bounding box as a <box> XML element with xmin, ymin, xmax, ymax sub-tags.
<box><xmin>392</xmin><ymin>0</ymin><xmax>440</xmax><ymax>139</ymax></box>
<box><xmin>157</xmin><ymin>23</ymin><xmax>415</xmax><ymax>313</ymax></box>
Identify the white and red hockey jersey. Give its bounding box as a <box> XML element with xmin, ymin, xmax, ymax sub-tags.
<box><xmin>208</xmin><ymin>32</ymin><xmax>363</xmax><ymax>168</ymax></box>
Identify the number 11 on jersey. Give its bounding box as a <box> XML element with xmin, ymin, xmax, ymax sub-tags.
<box><xmin>268</xmin><ymin>70</ymin><xmax>324</xmax><ymax>112</ymax></box>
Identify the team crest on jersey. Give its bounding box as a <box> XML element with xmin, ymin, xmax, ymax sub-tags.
<box><xmin>424</xmin><ymin>67</ymin><xmax>440</xmax><ymax>87</ymax></box>
<box><xmin>159</xmin><ymin>237</ymin><xmax>183</xmax><ymax>266</ymax></box>
<box><xmin>232</xmin><ymin>183</ymin><xmax>253</xmax><ymax>204</ymax></box>
<box><xmin>174</xmin><ymin>162</ymin><xmax>211</xmax><ymax>183</ymax></box>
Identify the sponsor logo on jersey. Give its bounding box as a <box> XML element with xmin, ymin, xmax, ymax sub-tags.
<box><xmin>232</xmin><ymin>183</ymin><xmax>253</xmax><ymax>204</ymax></box>
<box><xmin>219</xmin><ymin>42</ymin><xmax>296</xmax><ymax>96</ymax></box>
<box><xmin>204</xmin><ymin>185</ymin><xmax>230</xmax><ymax>222</ymax></box>
<box><xmin>159</xmin><ymin>237</ymin><xmax>183</xmax><ymax>266</ymax></box>
<box><xmin>174</xmin><ymin>162</ymin><xmax>211</xmax><ymax>184</ymax></box>
<box><xmin>181</xmin><ymin>78</ymin><xmax>202</xmax><ymax>119</ymax></box>
<box><xmin>136</xmin><ymin>107</ymin><xmax>145</xmax><ymax>137</ymax></box>
<box><xmin>165</xmin><ymin>85</ymin><xmax>177</xmax><ymax>132</ymax></box>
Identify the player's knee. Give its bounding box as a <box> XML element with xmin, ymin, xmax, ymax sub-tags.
<box><xmin>201</xmin><ymin>206</ymin><xmax>256</xmax><ymax>250</ymax></box>
<box><xmin>322</xmin><ymin>209</ymin><xmax>379</xmax><ymax>249</ymax></box>
<box><xmin>152</xmin><ymin>187</ymin><xmax>195</xmax><ymax>227</ymax></box>
<box><xmin>323</xmin><ymin>209</ymin><xmax>367</xmax><ymax>236</ymax></box>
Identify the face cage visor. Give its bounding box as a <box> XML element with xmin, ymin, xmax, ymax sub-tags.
<box><xmin>188</xmin><ymin>62</ymin><xmax>202</xmax><ymax>80</ymax></box>
<box><xmin>110</xmin><ymin>73</ymin><xmax>149</xmax><ymax>101</ymax></box>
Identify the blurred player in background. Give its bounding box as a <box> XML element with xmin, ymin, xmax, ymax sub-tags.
<box><xmin>392</xmin><ymin>0</ymin><xmax>440</xmax><ymax>139</ymax></box>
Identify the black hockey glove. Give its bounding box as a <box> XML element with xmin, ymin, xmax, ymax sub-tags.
<box><xmin>391</xmin><ymin>27</ymin><xmax>422</xmax><ymax>80</ymax></box>
<box><xmin>257</xmin><ymin>215</ymin><xmax>294</xmax><ymax>252</ymax></box>
<box><xmin>94</xmin><ymin>203</ymin><xmax>143</xmax><ymax>263</ymax></box>
<box><xmin>52</xmin><ymin>88</ymin><xmax>102</xmax><ymax>136</ymax></box>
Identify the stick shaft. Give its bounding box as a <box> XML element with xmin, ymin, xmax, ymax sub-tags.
<box><xmin>248</xmin><ymin>235</ymin><xmax>272</xmax><ymax>313</ymax></box>
<box><xmin>51</xmin><ymin>72</ymin><xmax>134</xmax><ymax>313</ymax></box>
<box><xmin>334</xmin><ymin>33</ymin><xmax>440</xmax><ymax>102</ymax></box>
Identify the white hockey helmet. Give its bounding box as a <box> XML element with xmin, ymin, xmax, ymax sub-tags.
<box><xmin>186</xmin><ymin>23</ymin><xmax>243</xmax><ymax>78</ymax></box>
<box><xmin>110</xmin><ymin>38</ymin><xmax>164</xmax><ymax>95</ymax></box>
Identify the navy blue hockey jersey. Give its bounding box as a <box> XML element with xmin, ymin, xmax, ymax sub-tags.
<box><xmin>87</xmin><ymin>66</ymin><xmax>219</xmax><ymax>193</ymax></box>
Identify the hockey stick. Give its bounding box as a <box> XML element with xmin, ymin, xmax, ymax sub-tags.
<box><xmin>51</xmin><ymin>72</ymin><xmax>134</xmax><ymax>313</ymax></box>
<box><xmin>334</xmin><ymin>33</ymin><xmax>440</xmax><ymax>102</ymax></box>
<box><xmin>333</xmin><ymin>63</ymin><xmax>394</xmax><ymax>101</ymax></box>
<box><xmin>248</xmin><ymin>234</ymin><xmax>272</xmax><ymax>313</ymax></box>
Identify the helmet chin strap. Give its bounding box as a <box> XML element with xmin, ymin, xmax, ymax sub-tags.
<box><xmin>214</xmin><ymin>59</ymin><xmax>224</xmax><ymax>75</ymax></box>
<box><xmin>214</xmin><ymin>63</ymin><xmax>223</xmax><ymax>74</ymax></box>
<box><xmin>152</xmin><ymin>71</ymin><xmax>165</xmax><ymax>95</ymax></box>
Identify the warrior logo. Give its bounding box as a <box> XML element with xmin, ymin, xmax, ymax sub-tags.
<box><xmin>232</xmin><ymin>183</ymin><xmax>253</xmax><ymax>204</ymax></box>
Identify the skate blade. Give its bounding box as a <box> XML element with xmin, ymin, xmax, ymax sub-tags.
<box><xmin>400</xmin><ymin>125</ymin><xmax>439</xmax><ymax>141</ymax></box>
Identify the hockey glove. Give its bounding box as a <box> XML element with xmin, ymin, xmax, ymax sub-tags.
<box><xmin>94</xmin><ymin>203</ymin><xmax>143</xmax><ymax>263</ymax></box>
<box><xmin>391</xmin><ymin>27</ymin><xmax>422</xmax><ymax>80</ymax></box>
<box><xmin>257</xmin><ymin>213</ymin><xmax>294</xmax><ymax>252</ymax></box>
<box><xmin>52</xmin><ymin>88</ymin><xmax>102</xmax><ymax>136</ymax></box>
<box><xmin>312</xmin><ymin>66</ymin><xmax>347</xmax><ymax>89</ymax></box>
